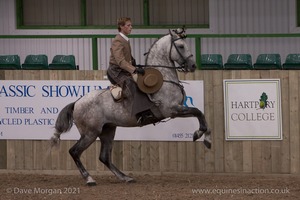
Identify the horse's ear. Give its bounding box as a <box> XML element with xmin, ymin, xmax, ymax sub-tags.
<box><xmin>171</xmin><ymin>27</ymin><xmax>187</xmax><ymax>39</ymax></box>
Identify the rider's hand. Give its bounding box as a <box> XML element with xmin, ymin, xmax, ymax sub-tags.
<box><xmin>134</xmin><ymin>67</ymin><xmax>145</xmax><ymax>75</ymax></box>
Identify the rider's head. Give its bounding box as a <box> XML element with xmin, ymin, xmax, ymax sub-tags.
<box><xmin>117</xmin><ymin>17</ymin><xmax>132</xmax><ymax>35</ymax></box>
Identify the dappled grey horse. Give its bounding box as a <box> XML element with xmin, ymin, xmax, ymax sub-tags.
<box><xmin>50</xmin><ymin>29</ymin><xmax>211</xmax><ymax>186</ymax></box>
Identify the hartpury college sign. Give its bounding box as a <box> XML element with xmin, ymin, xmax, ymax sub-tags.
<box><xmin>223</xmin><ymin>79</ymin><xmax>282</xmax><ymax>140</ymax></box>
<box><xmin>0</xmin><ymin>80</ymin><xmax>204</xmax><ymax>141</ymax></box>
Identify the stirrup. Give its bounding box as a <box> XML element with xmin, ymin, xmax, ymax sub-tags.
<box><xmin>110</xmin><ymin>84</ymin><xmax>122</xmax><ymax>101</ymax></box>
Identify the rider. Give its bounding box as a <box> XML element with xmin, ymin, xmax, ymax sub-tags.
<box><xmin>107</xmin><ymin>17</ymin><xmax>155</xmax><ymax>126</ymax></box>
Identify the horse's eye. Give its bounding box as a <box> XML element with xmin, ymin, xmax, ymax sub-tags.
<box><xmin>177</xmin><ymin>44</ymin><xmax>184</xmax><ymax>49</ymax></box>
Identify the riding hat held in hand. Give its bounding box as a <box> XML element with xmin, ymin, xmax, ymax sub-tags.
<box><xmin>137</xmin><ymin>68</ymin><xmax>163</xmax><ymax>94</ymax></box>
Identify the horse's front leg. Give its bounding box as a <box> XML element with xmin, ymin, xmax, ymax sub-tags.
<box><xmin>172</xmin><ymin>105</ymin><xmax>211</xmax><ymax>149</ymax></box>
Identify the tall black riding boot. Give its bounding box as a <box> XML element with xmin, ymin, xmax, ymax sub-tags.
<box><xmin>136</xmin><ymin>109</ymin><xmax>157</xmax><ymax>126</ymax></box>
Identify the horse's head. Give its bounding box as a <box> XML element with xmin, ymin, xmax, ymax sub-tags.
<box><xmin>169</xmin><ymin>28</ymin><xmax>197</xmax><ymax>72</ymax></box>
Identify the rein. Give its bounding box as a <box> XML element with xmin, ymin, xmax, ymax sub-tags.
<box><xmin>136</xmin><ymin>64</ymin><xmax>185</xmax><ymax>93</ymax></box>
<box><xmin>163</xmin><ymin>80</ymin><xmax>185</xmax><ymax>92</ymax></box>
<box><xmin>137</xmin><ymin>64</ymin><xmax>185</xmax><ymax>97</ymax></box>
<box><xmin>141</xmin><ymin>30</ymin><xmax>190</xmax><ymax>104</ymax></box>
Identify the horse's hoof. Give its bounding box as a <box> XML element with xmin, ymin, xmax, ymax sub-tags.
<box><xmin>86</xmin><ymin>176</ymin><xmax>97</xmax><ymax>186</ymax></box>
<box><xmin>86</xmin><ymin>181</ymin><xmax>97</xmax><ymax>186</ymax></box>
<box><xmin>126</xmin><ymin>179</ymin><xmax>136</xmax><ymax>183</ymax></box>
<box><xmin>204</xmin><ymin>139</ymin><xmax>211</xmax><ymax>149</ymax></box>
<box><xmin>124</xmin><ymin>177</ymin><xmax>135</xmax><ymax>183</ymax></box>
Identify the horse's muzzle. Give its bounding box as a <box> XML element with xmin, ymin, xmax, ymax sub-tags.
<box><xmin>185</xmin><ymin>63</ymin><xmax>196</xmax><ymax>72</ymax></box>
<box><xmin>191</xmin><ymin>64</ymin><xmax>197</xmax><ymax>72</ymax></box>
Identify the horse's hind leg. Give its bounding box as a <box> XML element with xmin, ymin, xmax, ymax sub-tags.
<box><xmin>99</xmin><ymin>124</ymin><xmax>134</xmax><ymax>182</ymax></box>
<box><xmin>69</xmin><ymin>134</ymin><xmax>97</xmax><ymax>186</ymax></box>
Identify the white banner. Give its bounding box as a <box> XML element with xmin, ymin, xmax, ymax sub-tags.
<box><xmin>0</xmin><ymin>80</ymin><xmax>204</xmax><ymax>141</ymax></box>
<box><xmin>223</xmin><ymin>79</ymin><xmax>282</xmax><ymax>140</ymax></box>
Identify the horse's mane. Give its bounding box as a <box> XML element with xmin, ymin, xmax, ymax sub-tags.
<box><xmin>144</xmin><ymin>33</ymin><xmax>170</xmax><ymax>64</ymax></box>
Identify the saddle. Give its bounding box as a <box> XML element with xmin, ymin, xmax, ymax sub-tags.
<box><xmin>110</xmin><ymin>68</ymin><xmax>163</xmax><ymax>100</ymax></box>
<box><xmin>109</xmin><ymin>84</ymin><xmax>161</xmax><ymax>125</ymax></box>
<box><xmin>110</xmin><ymin>84</ymin><xmax>123</xmax><ymax>101</ymax></box>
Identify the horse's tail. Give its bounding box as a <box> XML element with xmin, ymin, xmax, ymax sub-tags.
<box><xmin>50</xmin><ymin>102</ymin><xmax>75</xmax><ymax>148</ymax></box>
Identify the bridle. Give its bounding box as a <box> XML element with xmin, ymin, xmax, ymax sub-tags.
<box><xmin>142</xmin><ymin>28</ymin><xmax>192</xmax><ymax>100</ymax></box>
<box><xmin>143</xmin><ymin>28</ymin><xmax>194</xmax><ymax>72</ymax></box>
<box><xmin>169</xmin><ymin>28</ymin><xmax>194</xmax><ymax>72</ymax></box>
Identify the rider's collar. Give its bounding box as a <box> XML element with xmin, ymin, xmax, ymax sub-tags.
<box><xmin>119</xmin><ymin>32</ymin><xmax>129</xmax><ymax>41</ymax></box>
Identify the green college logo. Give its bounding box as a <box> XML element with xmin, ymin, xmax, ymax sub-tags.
<box><xmin>259</xmin><ymin>92</ymin><xmax>268</xmax><ymax>109</ymax></box>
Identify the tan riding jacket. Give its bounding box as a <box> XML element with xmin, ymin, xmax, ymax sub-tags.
<box><xmin>109</xmin><ymin>34</ymin><xmax>136</xmax><ymax>74</ymax></box>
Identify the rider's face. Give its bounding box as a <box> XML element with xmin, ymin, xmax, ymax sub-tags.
<box><xmin>120</xmin><ymin>21</ymin><xmax>132</xmax><ymax>36</ymax></box>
